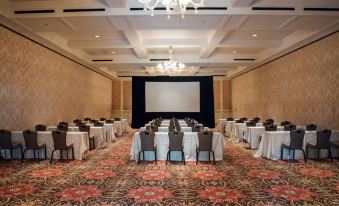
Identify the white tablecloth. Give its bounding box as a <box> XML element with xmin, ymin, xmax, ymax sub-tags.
<box><xmin>114</xmin><ymin>121</ymin><xmax>124</xmax><ymax>136</ymax></box>
<box><xmin>231</xmin><ymin>123</ymin><xmax>264</xmax><ymax>142</ymax></box>
<box><xmin>9</xmin><ymin>131</ymin><xmax>89</xmax><ymax>160</ymax></box>
<box><xmin>225</xmin><ymin>121</ymin><xmax>235</xmax><ymax>136</ymax></box>
<box><xmin>217</xmin><ymin>119</ymin><xmax>226</xmax><ymax>133</ymax></box>
<box><xmin>130</xmin><ymin>132</ymin><xmax>225</xmax><ymax>162</ymax></box>
<box><xmin>254</xmin><ymin>131</ymin><xmax>339</xmax><ymax>160</ymax></box>
<box><xmin>121</xmin><ymin>119</ymin><xmax>129</xmax><ymax>133</ymax></box>
<box><xmin>243</xmin><ymin>127</ymin><xmax>265</xmax><ymax>149</ymax></box>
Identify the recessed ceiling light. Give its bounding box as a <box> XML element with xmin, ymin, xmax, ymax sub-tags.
<box><xmin>95</xmin><ymin>35</ymin><xmax>100</xmax><ymax>38</ymax></box>
<box><xmin>233</xmin><ymin>51</ymin><xmax>237</xmax><ymax>54</ymax></box>
<box><xmin>111</xmin><ymin>51</ymin><xmax>116</xmax><ymax>54</ymax></box>
<box><xmin>252</xmin><ymin>34</ymin><xmax>258</xmax><ymax>37</ymax></box>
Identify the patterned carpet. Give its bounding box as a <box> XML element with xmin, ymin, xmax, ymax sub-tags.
<box><xmin>0</xmin><ymin>130</ymin><xmax>338</xmax><ymax>206</ymax></box>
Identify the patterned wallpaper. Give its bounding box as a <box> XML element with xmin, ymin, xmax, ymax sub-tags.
<box><xmin>232</xmin><ymin>32</ymin><xmax>339</xmax><ymax>130</ymax></box>
<box><xmin>0</xmin><ymin>26</ymin><xmax>112</xmax><ymax>131</ymax></box>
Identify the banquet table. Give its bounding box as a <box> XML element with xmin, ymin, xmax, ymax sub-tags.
<box><xmin>130</xmin><ymin>132</ymin><xmax>225</xmax><ymax>162</ymax></box>
<box><xmin>231</xmin><ymin>123</ymin><xmax>264</xmax><ymax>142</ymax></box>
<box><xmin>121</xmin><ymin>119</ymin><xmax>129</xmax><ymax>133</ymax></box>
<box><xmin>225</xmin><ymin>121</ymin><xmax>235</xmax><ymax>136</ymax></box>
<box><xmin>217</xmin><ymin>119</ymin><xmax>227</xmax><ymax>133</ymax></box>
<box><xmin>7</xmin><ymin>131</ymin><xmax>89</xmax><ymax>160</ymax></box>
<box><xmin>140</xmin><ymin>127</ymin><xmax>193</xmax><ymax>133</ymax></box>
<box><xmin>113</xmin><ymin>121</ymin><xmax>124</xmax><ymax>137</ymax></box>
<box><xmin>254</xmin><ymin>130</ymin><xmax>339</xmax><ymax>160</ymax></box>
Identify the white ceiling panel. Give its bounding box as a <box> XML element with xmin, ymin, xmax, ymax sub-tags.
<box><xmin>65</xmin><ymin>17</ymin><xmax>115</xmax><ymax>31</ymax></box>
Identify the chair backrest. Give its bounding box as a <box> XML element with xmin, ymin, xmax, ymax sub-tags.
<box><xmin>100</xmin><ymin>118</ymin><xmax>107</xmax><ymax>121</ymax></box>
<box><xmin>114</xmin><ymin>118</ymin><xmax>121</xmax><ymax>121</ymax></box>
<box><xmin>79</xmin><ymin>125</ymin><xmax>90</xmax><ymax>133</ymax></box>
<box><xmin>226</xmin><ymin>117</ymin><xmax>234</xmax><ymax>121</ymax></box>
<box><xmin>94</xmin><ymin>122</ymin><xmax>104</xmax><ymax>127</ymax></box>
<box><xmin>0</xmin><ymin>129</ymin><xmax>12</xmax><ymax>148</ymax></box>
<box><xmin>106</xmin><ymin>120</ymin><xmax>114</xmax><ymax>123</ymax></box>
<box><xmin>236</xmin><ymin>119</ymin><xmax>244</xmax><ymax>123</ymax></box>
<box><xmin>192</xmin><ymin>125</ymin><xmax>202</xmax><ymax>132</ymax></box>
<box><xmin>198</xmin><ymin>131</ymin><xmax>213</xmax><ymax>151</ymax></box>
<box><xmin>168</xmin><ymin>131</ymin><xmax>184</xmax><ymax>150</ymax></box>
<box><xmin>59</xmin><ymin>122</ymin><xmax>68</xmax><ymax>126</ymax></box>
<box><xmin>84</xmin><ymin>117</ymin><xmax>91</xmax><ymax>121</ymax></box>
<box><xmin>150</xmin><ymin>126</ymin><xmax>158</xmax><ymax>132</ymax></box>
<box><xmin>306</xmin><ymin>124</ymin><xmax>317</xmax><ymax>131</ymax></box>
<box><xmin>316</xmin><ymin>129</ymin><xmax>332</xmax><ymax>149</ymax></box>
<box><xmin>57</xmin><ymin>124</ymin><xmax>68</xmax><ymax>131</ymax></box>
<box><xmin>289</xmin><ymin>129</ymin><xmax>305</xmax><ymax>149</ymax></box>
<box><xmin>73</xmin><ymin>119</ymin><xmax>81</xmax><ymax>124</ymax></box>
<box><xmin>266</xmin><ymin>119</ymin><xmax>274</xmax><ymax>124</ymax></box>
<box><xmin>23</xmin><ymin>130</ymin><xmax>39</xmax><ymax>149</ymax></box>
<box><xmin>254</xmin><ymin>117</ymin><xmax>260</xmax><ymax>122</ymax></box>
<box><xmin>265</xmin><ymin>125</ymin><xmax>277</xmax><ymax>131</ymax></box>
<box><xmin>140</xmin><ymin>131</ymin><xmax>155</xmax><ymax>150</ymax></box>
<box><xmin>51</xmin><ymin>130</ymin><xmax>67</xmax><ymax>149</ymax></box>
<box><xmin>35</xmin><ymin>124</ymin><xmax>47</xmax><ymax>131</ymax></box>
<box><xmin>246</xmin><ymin>121</ymin><xmax>256</xmax><ymax>127</ymax></box>
<box><xmin>281</xmin><ymin>121</ymin><xmax>291</xmax><ymax>126</ymax></box>
<box><xmin>284</xmin><ymin>124</ymin><xmax>296</xmax><ymax>131</ymax></box>
<box><xmin>242</xmin><ymin>117</ymin><xmax>248</xmax><ymax>121</ymax></box>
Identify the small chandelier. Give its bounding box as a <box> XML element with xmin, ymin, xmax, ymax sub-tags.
<box><xmin>157</xmin><ymin>46</ymin><xmax>185</xmax><ymax>74</ymax></box>
<box><xmin>138</xmin><ymin>0</ymin><xmax>205</xmax><ymax>19</ymax></box>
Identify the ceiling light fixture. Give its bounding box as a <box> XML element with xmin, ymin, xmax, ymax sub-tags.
<box><xmin>95</xmin><ymin>35</ymin><xmax>101</xmax><ymax>38</ymax></box>
<box><xmin>157</xmin><ymin>46</ymin><xmax>186</xmax><ymax>74</ymax></box>
<box><xmin>233</xmin><ymin>51</ymin><xmax>237</xmax><ymax>54</ymax></box>
<box><xmin>252</xmin><ymin>34</ymin><xmax>257</xmax><ymax>37</ymax></box>
<box><xmin>138</xmin><ymin>0</ymin><xmax>205</xmax><ymax>19</ymax></box>
<box><xmin>111</xmin><ymin>51</ymin><xmax>116</xmax><ymax>54</ymax></box>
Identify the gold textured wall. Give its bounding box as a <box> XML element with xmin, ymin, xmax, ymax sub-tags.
<box><xmin>0</xmin><ymin>26</ymin><xmax>112</xmax><ymax>131</ymax></box>
<box><xmin>232</xmin><ymin>32</ymin><xmax>339</xmax><ymax>130</ymax></box>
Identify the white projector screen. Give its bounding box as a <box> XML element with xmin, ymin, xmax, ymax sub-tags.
<box><xmin>145</xmin><ymin>82</ymin><xmax>200</xmax><ymax>112</ymax></box>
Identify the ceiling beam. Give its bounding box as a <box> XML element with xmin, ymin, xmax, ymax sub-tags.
<box><xmin>68</xmin><ymin>40</ymin><xmax>131</xmax><ymax>49</ymax></box>
<box><xmin>103</xmin><ymin>0</ymin><xmax>127</xmax><ymax>8</ymax></box>
<box><xmin>230</xmin><ymin>0</ymin><xmax>256</xmax><ymax>7</ymax></box>
<box><xmin>219</xmin><ymin>39</ymin><xmax>283</xmax><ymax>48</ymax></box>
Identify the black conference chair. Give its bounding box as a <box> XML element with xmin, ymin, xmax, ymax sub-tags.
<box><xmin>84</xmin><ymin>117</ymin><xmax>92</xmax><ymax>121</ymax></box>
<box><xmin>265</xmin><ymin>125</ymin><xmax>277</xmax><ymax>131</ymax></box>
<box><xmin>57</xmin><ymin>124</ymin><xmax>68</xmax><ymax>132</ymax></box>
<box><xmin>253</xmin><ymin>117</ymin><xmax>260</xmax><ymax>122</ymax></box>
<box><xmin>138</xmin><ymin>131</ymin><xmax>157</xmax><ymax>164</ymax></box>
<box><xmin>35</xmin><ymin>124</ymin><xmax>47</xmax><ymax>131</ymax></box>
<box><xmin>94</xmin><ymin>122</ymin><xmax>104</xmax><ymax>127</ymax></box>
<box><xmin>100</xmin><ymin>118</ymin><xmax>107</xmax><ymax>121</ymax></box>
<box><xmin>246</xmin><ymin>121</ymin><xmax>256</xmax><ymax>127</ymax></box>
<box><xmin>192</xmin><ymin>125</ymin><xmax>202</xmax><ymax>132</ymax></box>
<box><xmin>242</xmin><ymin>117</ymin><xmax>248</xmax><ymax>121</ymax></box>
<box><xmin>114</xmin><ymin>118</ymin><xmax>121</xmax><ymax>121</ymax></box>
<box><xmin>306</xmin><ymin>129</ymin><xmax>332</xmax><ymax>161</ymax></box>
<box><xmin>196</xmin><ymin>131</ymin><xmax>215</xmax><ymax>165</ymax></box>
<box><xmin>235</xmin><ymin>119</ymin><xmax>244</xmax><ymax>123</ymax></box>
<box><xmin>106</xmin><ymin>120</ymin><xmax>114</xmax><ymax>124</ymax></box>
<box><xmin>281</xmin><ymin>121</ymin><xmax>291</xmax><ymax>126</ymax></box>
<box><xmin>0</xmin><ymin>129</ymin><xmax>23</xmax><ymax>160</ymax></box>
<box><xmin>22</xmin><ymin>130</ymin><xmax>47</xmax><ymax>162</ymax></box>
<box><xmin>281</xmin><ymin>129</ymin><xmax>306</xmax><ymax>163</ymax></box>
<box><xmin>50</xmin><ymin>130</ymin><xmax>74</xmax><ymax>164</ymax></box>
<box><xmin>284</xmin><ymin>124</ymin><xmax>297</xmax><ymax>131</ymax></box>
<box><xmin>265</xmin><ymin>119</ymin><xmax>274</xmax><ymax>125</ymax></box>
<box><xmin>169</xmin><ymin>126</ymin><xmax>180</xmax><ymax>132</ymax></box>
<box><xmin>58</xmin><ymin>122</ymin><xmax>69</xmax><ymax>126</ymax></box>
<box><xmin>166</xmin><ymin>131</ymin><xmax>185</xmax><ymax>165</ymax></box>
<box><xmin>226</xmin><ymin>117</ymin><xmax>234</xmax><ymax>121</ymax></box>
<box><xmin>306</xmin><ymin>124</ymin><xmax>317</xmax><ymax>131</ymax></box>
<box><xmin>79</xmin><ymin>125</ymin><xmax>95</xmax><ymax>150</ymax></box>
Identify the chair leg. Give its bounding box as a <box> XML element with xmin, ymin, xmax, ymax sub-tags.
<box><xmin>137</xmin><ymin>150</ymin><xmax>142</xmax><ymax>164</ymax></box>
<box><xmin>50</xmin><ymin>150</ymin><xmax>55</xmax><ymax>164</ymax></box>
<box><xmin>10</xmin><ymin>149</ymin><xmax>13</xmax><ymax>161</ymax></box>
<box><xmin>21</xmin><ymin>149</ymin><xmax>26</xmax><ymax>163</ymax></box>
<box><xmin>328</xmin><ymin>147</ymin><xmax>333</xmax><ymax>162</ymax></box>
<box><xmin>280</xmin><ymin>146</ymin><xmax>283</xmax><ymax>160</ymax></box>
<box><xmin>317</xmin><ymin>149</ymin><xmax>320</xmax><ymax>160</ymax></box>
<box><xmin>211</xmin><ymin>151</ymin><xmax>216</xmax><ymax>165</ymax></box>
<box><xmin>66</xmin><ymin>149</ymin><xmax>69</xmax><ymax>160</ymax></box>
<box><xmin>72</xmin><ymin>146</ymin><xmax>75</xmax><ymax>160</ymax></box>
<box><xmin>60</xmin><ymin>150</ymin><xmax>63</xmax><ymax>160</ymax></box>
<box><xmin>20</xmin><ymin>146</ymin><xmax>23</xmax><ymax>161</ymax></box>
<box><xmin>182</xmin><ymin>151</ymin><xmax>185</xmax><ymax>165</ymax></box>
<box><xmin>196</xmin><ymin>150</ymin><xmax>199</xmax><ymax>165</ymax></box>
<box><xmin>33</xmin><ymin>149</ymin><xmax>36</xmax><ymax>159</ymax></box>
<box><xmin>306</xmin><ymin>146</ymin><xmax>309</xmax><ymax>160</ymax></box>
<box><xmin>208</xmin><ymin>151</ymin><xmax>210</xmax><ymax>162</ymax></box>
<box><xmin>154</xmin><ymin>149</ymin><xmax>157</xmax><ymax>165</ymax></box>
<box><xmin>143</xmin><ymin>150</ymin><xmax>145</xmax><ymax>162</ymax></box>
<box><xmin>301</xmin><ymin>149</ymin><xmax>306</xmax><ymax>163</ymax></box>
<box><xmin>292</xmin><ymin>149</ymin><xmax>295</xmax><ymax>161</ymax></box>
<box><xmin>166</xmin><ymin>151</ymin><xmax>169</xmax><ymax>165</ymax></box>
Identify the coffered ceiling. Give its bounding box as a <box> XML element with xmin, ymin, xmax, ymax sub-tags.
<box><xmin>0</xmin><ymin>0</ymin><xmax>338</xmax><ymax>79</ymax></box>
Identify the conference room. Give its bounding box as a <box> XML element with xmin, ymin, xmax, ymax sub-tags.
<box><xmin>0</xmin><ymin>0</ymin><xmax>338</xmax><ymax>205</ymax></box>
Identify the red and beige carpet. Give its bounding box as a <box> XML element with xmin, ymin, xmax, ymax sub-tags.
<box><xmin>0</xmin><ymin>130</ymin><xmax>338</xmax><ymax>205</ymax></box>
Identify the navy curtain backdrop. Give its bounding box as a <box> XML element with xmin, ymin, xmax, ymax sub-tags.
<box><xmin>132</xmin><ymin>76</ymin><xmax>215</xmax><ymax>128</ymax></box>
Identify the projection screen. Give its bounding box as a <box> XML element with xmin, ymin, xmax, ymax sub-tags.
<box><xmin>145</xmin><ymin>82</ymin><xmax>200</xmax><ymax>112</ymax></box>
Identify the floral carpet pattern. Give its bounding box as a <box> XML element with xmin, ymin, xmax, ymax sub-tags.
<box><xmin>0</xmin><ymin>130</ymin><xmax>338</xmax><ymax>205</ymax></box>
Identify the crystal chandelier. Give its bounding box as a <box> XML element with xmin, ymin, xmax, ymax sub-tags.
<box><xmin>138</xmin><ymin>0</ymin><xmax>205</xmax><ymax>19</ymax></box>
<box><xmin>157</xmin><ymin>46</ymin><xmax>185</xmax><ymax>74</ymax></box>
